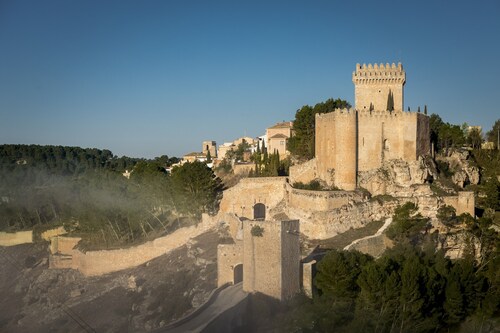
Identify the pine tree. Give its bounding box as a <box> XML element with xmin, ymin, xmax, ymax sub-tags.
<box><xmin>424</xmin><ymin>105</ymin><xmax>428</xmax><ymax>115</ymax></box>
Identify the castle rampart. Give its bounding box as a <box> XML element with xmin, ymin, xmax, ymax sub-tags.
<box><xmin>218</xmin><ymin>177</ymin><xmax>288</xmax><ymax>220</ymax></box>
<box><xmin>286</xmin><ymin>183</ymin><xmax>363</xmax><ymax>212</ymax></box>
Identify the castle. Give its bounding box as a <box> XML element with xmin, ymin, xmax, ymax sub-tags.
<box><xmin>293</xmin><ymin>62</ymin><xmax>430</xmax><ymax>190</ymax></box>
<box><xmin>216</xmin><ymin>63</ymin><xmax>474</xmax><ymax>302</ymax></box>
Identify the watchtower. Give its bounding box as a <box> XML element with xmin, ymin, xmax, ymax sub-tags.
<box><xmin>352</xmin><ymin>63</ymin><xmax>406</xmax><ymax>112</ymax></box>
<box><xmin>202</xmin><ymin>141</ymin><xmax>217</xmax><ymax>158</ymax></box>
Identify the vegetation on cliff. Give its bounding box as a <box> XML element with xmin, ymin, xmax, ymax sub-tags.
<box><xmin>0</xmin><ymin>145</ymin><xmax>221</xmax><ymax>249</ymax></box>
<box><xmin>277</xmin><ymin>203</ymin><xmax>499</xmax><ymax>333</ymax></box>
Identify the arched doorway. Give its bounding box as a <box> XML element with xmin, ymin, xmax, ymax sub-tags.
<box><xmin>233</xmin><ymin>263</ymin><xmax>243</xmax><ymax>284</ymax></box>
<box><xmin>253</xmin><ymin>203</ymin><xmax>266</xmax><ymax>220</ymax></box>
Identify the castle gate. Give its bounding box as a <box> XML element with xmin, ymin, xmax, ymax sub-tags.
<box><xmin>233</xmin><ymin>263</ymin><xmax>243</xmax><ymax>284</ymax></box>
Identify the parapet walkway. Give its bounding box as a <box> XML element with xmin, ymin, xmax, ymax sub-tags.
<box><xmin>159</xmin><ymin>282</ymin><xmax>247</xmax><ymax>333</ymax></box>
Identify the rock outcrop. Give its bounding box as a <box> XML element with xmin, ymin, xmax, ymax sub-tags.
<box><xmin>358</xmin><ymin>156</ymin><xmax>437</xmax><ymax>196</ymax></box>
<box><xmin>437</xmin><ymin>149</ymin><xmax>480</xmax><ymax>188</ymax></box>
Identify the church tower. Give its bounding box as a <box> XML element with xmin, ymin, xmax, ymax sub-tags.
<box><xmin>352</xmin><ymin>63</ymin><xmax>406</xmax><ymax>111</ymax></box>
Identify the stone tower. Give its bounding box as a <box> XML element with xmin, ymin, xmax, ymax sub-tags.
<box><xmin>352</xmin><ymin>63</ymin><xmax>406</xmax><ymax>111</ymax></box>
<box><xmin>243</xmin><ymin>219</ymin><xmax>300</xmax><ymax>300</ymax></box>
<box><xmin>202</xmin><ymin>141</ymin><xmax>217</xmax><ymax>158</ymax></box>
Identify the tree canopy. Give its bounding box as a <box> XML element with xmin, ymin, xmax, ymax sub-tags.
<box><xmin>0</xmin><ymin>144</ymin><xmax>223</xmax><ymax>250</ymax></box>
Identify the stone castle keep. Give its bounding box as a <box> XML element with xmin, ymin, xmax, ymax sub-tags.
<box><xmin>293</xmin><ymin>62</ymin><xmax>430</xmax><ymax>190</ymax></box>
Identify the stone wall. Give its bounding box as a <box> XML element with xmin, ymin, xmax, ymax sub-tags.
<box><xmin>302</xmin><ymin>260</ymin><xmax>316</xmax><ymax>298</ymax></box>
<box><xmin>0</xmin><ymin>226</ymin><xmax>67</xmax><ymax>247</ymax></box>
<box><xmin>0</xmin><ymin>231</ymin><xmax>32</xmax><ymax>246</ymax></box>
<box><xmin>286</xmin><ymin>184</ymin><xmax>363</xmax><ymax>212</ymax></box>
<box><xmin>443</xmin><ymin>191</ymin><xmax>475</xmax><ymax>216</ymax></box>
<box><xmin>288</xmin><ymin>158</ymin><xmax>318</xmax><ymax>185</ymax></box>
<box><xmin>243</xmin><ymin>220</ymin><xmax>300</xmax><ymax>300</ymax></box>
<box><xmin>279</xmin><ymin>219</ymin><xmax>301</xmax><ymax>300</ymax></box>
<box><xmin>217</xmin><ymin>242</ymin><xmax>243</xmax><ymax>287</ymax></box>
<box><xmin>49</xmin><ymin>214</ymin><xmax>218</xmax><ymax>276</ymax></box>
<box><xmin>40</xmin><ymin>226</ymin><xmax>67</xmax><ymax>241</ymax></box>
<box><xmin>314</xmin><ymin>109</ymin><xmax>429</xmax><ymax>191</ymax></box>
<box><xmin>315</xmin><ymin>110</ymin><xmax>357</xmax><ymax>190</ymax></box>
<box><xmin>219</xmin><ymin>177</ymin><xmax>287</xmax><ymax>219</ymax></box>
<box><xmin>232</xmin><ymin>163</ymin><xmax>254</xmax><ymax>176</ymax></box>
<box><xmin>50</xmin><ymin>236</ymin><xmax>81</xmax><ymax>255</ymax></box>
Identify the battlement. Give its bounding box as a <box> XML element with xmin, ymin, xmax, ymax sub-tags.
<box><xmin>352</xmin><ymin>63</ymin><xmax>405</xmax><ymax>85</ymax></box>
<box><xmin>357</xmin><ymin>109</ymin><xmax>425</xmax><ymax>118</ymax></box>
<box><xmin>315</xmin><ymin>108</ymin><xmax>356</xmax><ymax>120</ymax></box>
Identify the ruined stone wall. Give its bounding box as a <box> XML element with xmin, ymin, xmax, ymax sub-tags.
<box><xmin>0</xmin><ymin>226</ymin><xmax>66</xmax><ymax>247</ymax></box>
<box><xmin>217</xmin><ymin>242</ymin><xmax>243</xmax><ymax>287</ymax></box>
<box><xmin>243</xmin><ymin>220</ymin><xmax>300</xmax><ymax>300</ymax></box>
<box><xmin>40</xmin><ymin>226</ymin><xmax>66</xmax><ymax>241</ymax></box>
<box><xmin>352</xmin><ymin>63</ymin><xmax>405</xmax><ymax>112</ymax></box>
<box><xmin>302</xmin><ymin>260</ymin><xmax>316</xmax><ymax>298</ymax></box>
<box><xmin>50</xmin><ymin>236</ymin><xmax>81</xmax><ymax>255</ymax></box>
<box><xmin>286</xmin><ymin>183</ymin><xmax>363</xmax><ymax>212</ymax></box>
<box><xmin>49</xmin><ymin>214</ymin><xmax>218</xmax><ymax>276</ymax></box>
<box><xmin>218</xmin><ymin>177</ymin><xmax>287</xmax><ymax>219</ymax></box>
<box><xmin>288</xmin><ymin>158</ymin><xmax>318</xmax><ymax>185</ymax></box>
<box><xmin>232</xmin><ymin>163</ymin><xmax>254</xmax><ymax>176</ymax></box>
<box><xmin>443</xmin><ymin>192</ymin><xmax>475</xmax><ymax>216</ymax></box>
<box><xmin>0</xmin><ymin>231</ymin><xmax>32</xmax><ymax>246</ymax></box>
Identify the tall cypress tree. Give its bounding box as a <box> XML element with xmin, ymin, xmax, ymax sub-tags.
<box><xmin>387</xmin><ymin>90</ymin><xmax>394</xmax><ymax>111</ymax></box>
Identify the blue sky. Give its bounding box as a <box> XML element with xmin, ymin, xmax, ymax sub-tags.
<box><xmin>1</xmin><ymin>0</ymin><xmax>499</xmax><ymax>158</ymax></box>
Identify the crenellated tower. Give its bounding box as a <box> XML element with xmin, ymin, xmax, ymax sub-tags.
<box><xmin>352</xmin><ymin>63</ymin><xmax>406</xmax><ymax>112</ymax></box>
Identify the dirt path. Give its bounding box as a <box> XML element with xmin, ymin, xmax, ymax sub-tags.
<box><xmin>343</xmin><ymin>217</ymin><xmax>392</xmax><ymax>251</ymax></box>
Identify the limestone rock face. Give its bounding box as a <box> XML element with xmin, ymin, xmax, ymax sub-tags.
<box><xmin>358</xmin><ymin>156</ymin><xmax>437</xmax><ymax>196</ymax></box>
<box><xmin>438</xmin><ymin>149</ymin><xmax>480</xmax><ymax>188</ymax></box>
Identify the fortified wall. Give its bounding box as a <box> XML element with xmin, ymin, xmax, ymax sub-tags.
<box><xmin>219</xmin><ymin>177</ymin><xmax>288</xmax><ymax>220</ymax></box>
<box><xmin>291</xmin><ymin>63</ymin><xmax>430</xmax><ymax>191</ymax></box>
<box><xmin>314</xmin><ymin>108</ymin><xmax>430</xmax><ymax>190</ymax></box>
<box><xmin>49</xmin><ymin>214</ymin><xmax>218</xmax><ymax>276</ymax></box>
